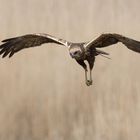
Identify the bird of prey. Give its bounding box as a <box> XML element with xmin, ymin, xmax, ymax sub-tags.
<box><xmin>0</xmin><ymin>33</ymin><xmax>140</xmax><ymax>86</ymax></box>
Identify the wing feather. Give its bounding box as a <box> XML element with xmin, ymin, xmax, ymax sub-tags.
<box><xmin>85</xmin><ymin>33</ymin><xmax>140</xmax><ymax>53</ymax></box>
<box><xmin>0</xmin><ymin>33</ymin><xmax>69</xmax><ymax>58</ymax></box>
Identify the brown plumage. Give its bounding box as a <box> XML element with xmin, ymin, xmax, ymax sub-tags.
<box><xmin>0</xmin><ymin>33</ymin><xmax>140</xmax><ymax>86</ymax></box>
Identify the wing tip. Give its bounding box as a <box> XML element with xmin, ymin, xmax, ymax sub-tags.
<box><xmin>2</xmin><ymin>38</ymin><xmax>14</xmax><ymax>43</ymax></box>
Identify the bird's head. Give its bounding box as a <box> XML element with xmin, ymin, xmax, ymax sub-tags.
<box><xmin>69</xmin><ymin>45</ymin><xmax>83</xmax><ymax>60</ymax></box>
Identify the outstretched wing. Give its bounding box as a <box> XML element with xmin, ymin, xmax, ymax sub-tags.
<box><xmin>0</xmin><ymin>33</ymin><xmax>70</xmax><ymax>58</ymax></box>
<box><xmin>85</xmin><ymin>33</ymin><xmax>140</xmax><ymax>53</ymax></box>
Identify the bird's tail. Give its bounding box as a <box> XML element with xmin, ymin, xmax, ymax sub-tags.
<box><xmin>96</xmin><ymin>49</ymin><xmax>111</xmax><ymax>59</ymax></box>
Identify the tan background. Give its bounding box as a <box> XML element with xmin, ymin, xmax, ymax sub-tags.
<box><xmin>0</xmin><ymin>0</ymin><xmax>140</xmax><ymax>139</ymax></box>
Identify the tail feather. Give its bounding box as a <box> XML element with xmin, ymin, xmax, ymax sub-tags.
<box><xmin>96</xmin><ymin>49</ymin><xmax>111</xmax><ymax>59</ymax></box>
<box><xmin>96</xmin><ymin>49</ymin><xmax>109</xmax><ymax>55</ymax></box>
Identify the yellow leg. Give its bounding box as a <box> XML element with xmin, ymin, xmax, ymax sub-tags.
<box><xmin>89</xmin><ymin>69</ymin><xmax>93</xmax><ymax>85</ymax></box>
<box><xmin>85</xmin><ymin>70</ymin><xmax>92</xmax><ymax>86</ymax></box>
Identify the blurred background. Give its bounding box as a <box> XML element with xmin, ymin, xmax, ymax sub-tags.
<box><xmin>0</xmin><ymin>0</ymin><xmax>140</xmax><ymax>139</ymax></box>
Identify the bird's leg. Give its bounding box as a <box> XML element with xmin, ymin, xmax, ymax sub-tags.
<box><xmin>86</xmin><ymin>56</ymin><xmax>95</xmax><ymax>86</ymax></box>
<box><xmin>85</xmin><ymin>69</ymin><xmax>90</xmax><ymax>86</ymax></box>
<box><xmin>76</xmin><ymin>60</ymin><xmax>91</xmax><ymax>86</ymax></box>
<box><xmin>85</xmin><ymin>69</ymin><xmax>92</xmax><ymax>86</ymax></box>
<box><xmin>89</xmin><ymin>69</ymin><xmax>93</xmax><ymax>85</ymax></box>
<box><xmin>85</xmin><ymin>69</ymin><xmax>93</xmax><ymax>86</ymax></box>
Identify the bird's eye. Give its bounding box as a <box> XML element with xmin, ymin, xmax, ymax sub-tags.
<box><xmin>74</xmin><ymin>51</ymin><xmax>78</xmax><ymax>55</ymax></box>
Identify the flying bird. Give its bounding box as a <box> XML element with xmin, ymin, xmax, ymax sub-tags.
<box><xmin>0</xmin><ymin>33</ymin><xmax>140</xmax><ymax>86</ymax></box>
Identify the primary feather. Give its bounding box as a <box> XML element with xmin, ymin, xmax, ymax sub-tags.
<box><xmin>0</xmin><ymin>33</ymin><xmax>68</xmax><ymax>58</ymax></box>
<box><xmin>85</xmin><ymin>33</ymin><xmax>140</xmax><ymax>53</ymax></box>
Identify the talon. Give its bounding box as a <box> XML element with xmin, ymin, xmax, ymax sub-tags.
<box><xmin>86</xmin><ymin>81</ymin><xmax>90</xmax><ymax>86</ymax></box>
<box><xmin>86</xmin><ymin>80</ymin><xmax>92</xmax><ymax>86</ymax></box>
<box><xmin>89</xmin><ymin>80</ymin><xmax>93</xmax><ymax>85</ymax></box>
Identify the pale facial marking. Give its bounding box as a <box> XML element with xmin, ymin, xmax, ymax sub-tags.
<box><xmin>69</xmin><ymin>47</ymin><xmax>82</xmax><ymax>59</ymax></box>
<box><xmin>70</xmin><ymin>47</ymin><xmax>81</xmax><ymax>53</ymax></box>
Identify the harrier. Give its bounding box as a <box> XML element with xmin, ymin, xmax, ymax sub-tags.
<box><xmin>0</xmin><ymin>33</ymin><xmax>140</xmax><ymax>86</ymax></box>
